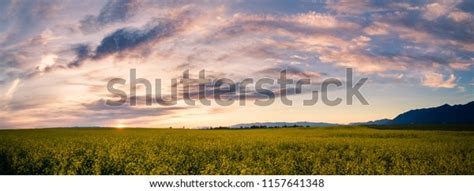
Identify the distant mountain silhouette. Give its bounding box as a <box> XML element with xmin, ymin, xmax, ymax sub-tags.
<box><xmin>350</xmin><ymin>119</ymin><xmax>392</xmax><ymax>126</ymax></box>
<box><xmin>231</xmin><ymin>122</ymin><xmax>339</xmax><ymax>128</ymax></box>
<box><xmin>353</xmin><ymin>101</ymin><xmax>474</xmax><ymax>125</ymax></box>
<box><xmin>391</xmin><ymin>101</ymin><xmax>474</xmax><ymax>125</ymax></box>
<box><xmin>233</xmin><ymin>101</ymin><xmax>474</xmax><ymax>128</ymax></box>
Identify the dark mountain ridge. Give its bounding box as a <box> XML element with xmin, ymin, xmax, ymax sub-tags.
<box><xmin>353</xmin><ymin>101</ymin><xmax>474</xmax><ymax>125</ymax></box>
<box><xmin>391</xmin><ymin>101</ymin><xmax>474</xmax><ymax>125</ymax></box>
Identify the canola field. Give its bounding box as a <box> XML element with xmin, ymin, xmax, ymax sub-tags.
<box><xmin>0</xmin><ymin>126</ymin><xmax>472</xmax><ymax>175</ymax></box>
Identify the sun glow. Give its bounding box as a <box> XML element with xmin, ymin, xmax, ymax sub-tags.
<box><xmin>115</xmin><ymin>121</ymin><xmax>126</xmax><ymax>128</ymax></box>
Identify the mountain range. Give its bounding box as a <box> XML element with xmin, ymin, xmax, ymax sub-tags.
<box><xmin>352</xmin><ymin>101</ymin><xmax>474</xmax><ymax>125</ymax></box>
<box><xmin>231</xmin><ymin>122</ymin><xmax>338</xmax><ymax>128</ymax></box>
<box><xmin>232</xmin><ymin>101</ymin><xmax>474</xmax><ymax>128</ymax></box>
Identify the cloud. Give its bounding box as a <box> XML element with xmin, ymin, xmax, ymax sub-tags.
<box><xmin>422</xmin><ymin>72</ymin><xmax>457</xmax><ymax>88</ymax></box>
<box><xmin>379</xmin><ymin>2</ymin><xmax>474</xmax><ymax>44</ymax></box>
<box><xmin>69</xmin><ymin>17</ymin><xmax>184</xmax><ymax>67</ymax></box>
<box><xmin>450</xmin><ymin>62</ymin><xmax>473</xmax><ymax>71</ymax></box>
<box><xmin>0</xmin><ymin>97</ymin><xmax>188</xmax><ymax>128</ymax></box>
<box><xmin>68</xmin><ymin>44</ymin><xmax>93</xmax><ymax>68</ymax></box>
<box><xmin>326</xmin><ymin>0</ymin><xmax>371</xmax><ymax>15</ymax></box>
<box><xmin>29</xmin><ymin>29</ymin><xmax>62</xmax><ymax>45</ymax></box>
<box><xmin>363</xmin><ymin>22</ymin><xmax>389</xmax><ymax>35</ymax></box>
<box><xmin>95</xmin><ymin>19</ymin><xmax>175</xmax><ymax>58</ymax></box>
<box><xmin>1</xmin><ymin>78</ymin><xmax>21</xmax><ymax>110</ymax></box>
<box><xmin>448</xmin><ymin>11</ymin><xmax>472</xmax><ymax>22</ymax></box>
<box><xmin>319</xmin><ymin>51</ymin><xmax>406</xmax><ymax>73</ymax></box>
<box><xmin>0</xmin><ymin>50</ymin><xmax>37</xmax><ymax>84</ymax></box>
<box><xmin>81</xmin><ymin>99</ymin><xmax>185</xmax><ymax>119</ymax></box>
<box><xmin>2</xmin><ymin>0</ymin><xmax>474</xmax><ymax>128</ymax></box>
<box><xmin>0</xmin><ymin>0</ymin><xmax>61</xmax><ymax>46</ymax></box>
<box><xmin>79</xmin><ymin>0</ymin><xmax>143</xmax><ymax>33</ymax></box>
<box><xmin>4</xmin><ymin>78</ymin><xmax>20</xmax><ymax>99</ymax></box>
<box><xmin>208</xmin><ymin>11</ymin><xmax>359</xmax><ymax>43</ymax></box>
<box><xmin>37</xmin><ymin>54</ymin><xmax>58</xmax><ymax>71</ymax></box>
<box><xmin>74</xmin><ymin>6</ymin><xmax>201</xmax><ymax>68</ymax></box>
<box><xmin>422</xmin><ymin>2</ymin><xmax>456</xmax><ymax>21</ymax></box>
<box><xmin>258</xmin><ymin>66</ymin><xmax>322</xmax><ymax>79</ymax></box>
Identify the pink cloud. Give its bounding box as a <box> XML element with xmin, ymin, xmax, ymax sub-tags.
<box><xmin>422</xmin><ymin>72</ymin><xmax>457</xmax><ymax>88</ymax></box>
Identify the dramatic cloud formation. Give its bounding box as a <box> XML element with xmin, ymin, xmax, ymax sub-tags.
<box><xmin>94</xmin><ymin>19</ymin><xmax>176</xmax><ymax>58</ymax></box>
<box><xmin>0</xmin><ymin>0</ymin><xmax>473</xmax><ymax>128</ymax></box>
<box><xmin>79</xmin><ymin>0</ymin><xmax>143</xmax><ymax>33</ymax></box>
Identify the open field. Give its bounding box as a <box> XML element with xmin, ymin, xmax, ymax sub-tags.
<box><xmin>0</xmin><ymin>126</ymin><xmax>472</xmax><ymax>175</ymax></box>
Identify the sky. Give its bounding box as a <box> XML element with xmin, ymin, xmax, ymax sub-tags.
<box><xmin>0</xmin><ymin>0</ymin><xmax>474</xmax><ymax>129</ymax></box>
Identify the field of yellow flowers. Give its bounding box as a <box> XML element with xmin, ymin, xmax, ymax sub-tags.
<box><xmin>0</xmin><ymin>126</ymin><xmax>472</xmax><ymax>175</ymax></box>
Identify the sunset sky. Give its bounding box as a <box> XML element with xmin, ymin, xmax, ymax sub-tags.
<box><xmin>1</xmin><ymin>0</ymin><xmax>474</xmax><ymax>129</ymax></box>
